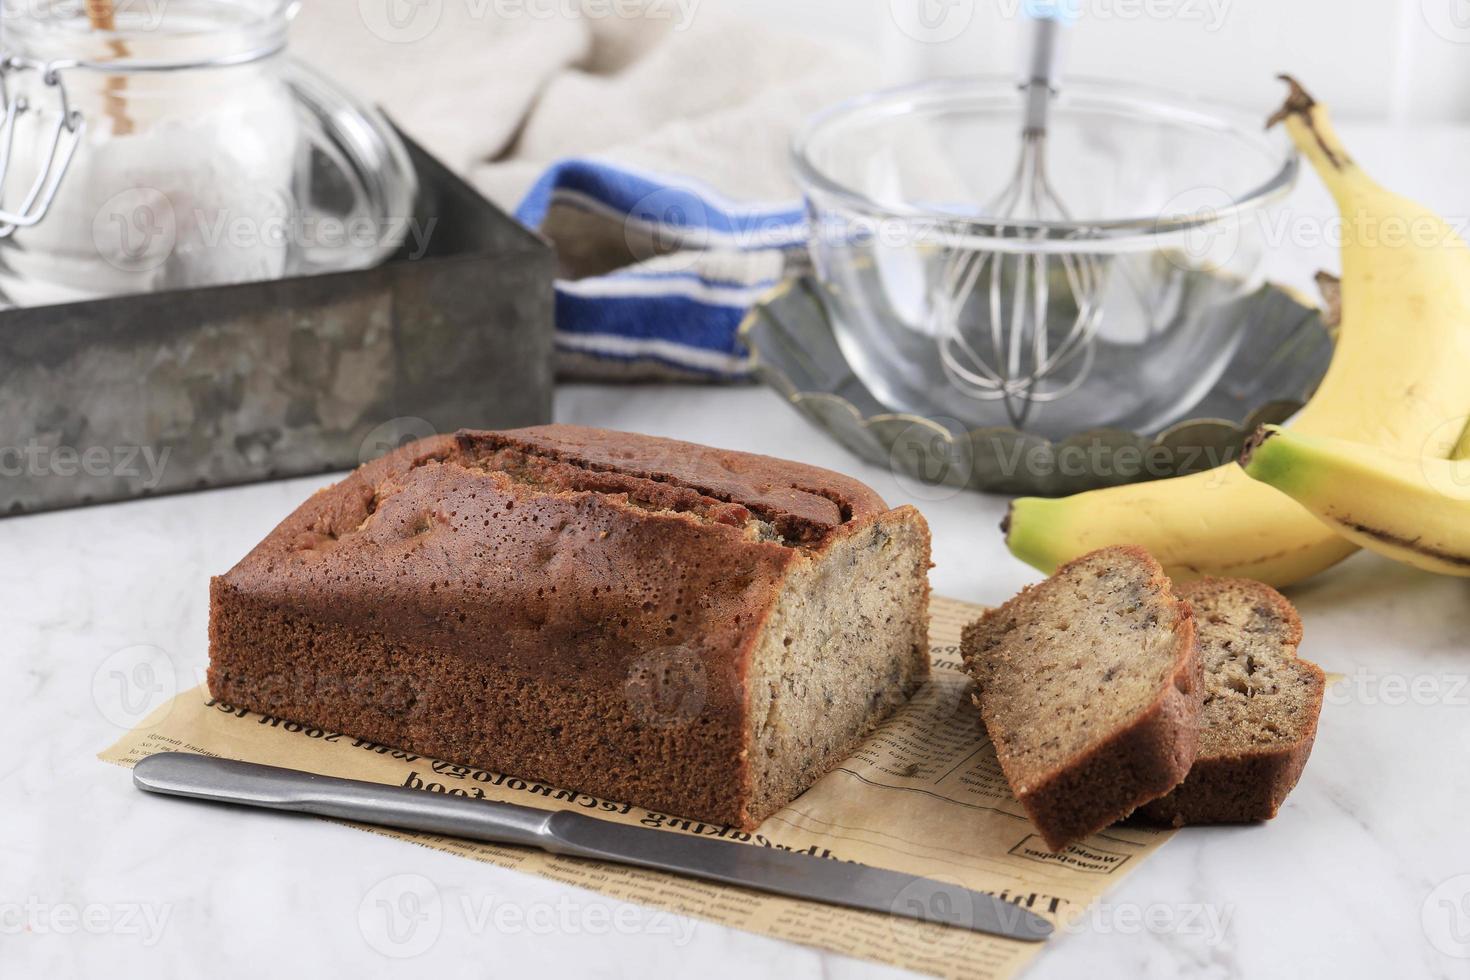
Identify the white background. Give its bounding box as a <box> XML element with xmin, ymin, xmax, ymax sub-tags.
<box><xmin>720</xmin><ymin>0</ymin><xmax>1470</xmax><ymax>122</ymax></box>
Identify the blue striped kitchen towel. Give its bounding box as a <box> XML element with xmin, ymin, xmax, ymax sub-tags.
<box><xmin>516</xmin><ymin>158</ymin><xmax>808</xmax><ymax>382</ymax></box>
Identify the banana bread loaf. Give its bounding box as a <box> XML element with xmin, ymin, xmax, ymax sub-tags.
<box><xmin>961</xmin><ymin>546</ymin><xmax>1201</xmax><ymax>851</ymax></box>
<box><xmin>208</xmin><ymin>425</ymin><xmax>931</xmax><ymax>829</ymax></box>
<box><xmin>1136</xmin><ymin>578</ymin><xmax>1324</xmax><ymax>827</ymax></box>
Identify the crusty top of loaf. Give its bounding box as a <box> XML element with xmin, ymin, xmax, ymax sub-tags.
<box><xmin>214</xmin><ymin>426</ymin><xmax>905</xmax><ymax>708</ymax></box>
<box><xmin>248</xmin><ymin>425</ymin><xmax>892</xmax><ymax>551</ymax></box>
<box><xmin>460</xmin><ymin>425</ymin><xmax>890</xmax><ymax>535</ymax></box>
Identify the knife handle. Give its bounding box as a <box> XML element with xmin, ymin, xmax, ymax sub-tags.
<box><xmin>132</xmin><ymin>752</ymin><xmax>558</xmax><ymax>850</ymax></box>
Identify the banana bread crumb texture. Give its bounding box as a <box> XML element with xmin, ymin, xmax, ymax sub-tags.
<box><xmin>962</xmin><ymin>546</ymin><xmax>1201</xmax><ymax>851</ymax></box>
<box><xmin>1136</xmin><ymin>578</ymin><xmax>1324</xmax><ymax>826</ymax></box>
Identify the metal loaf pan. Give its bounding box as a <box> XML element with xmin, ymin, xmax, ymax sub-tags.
<box><xmin>0</xmin><ymin>133</ymin><xmax>554</xmax><ymax>517</ymax></box>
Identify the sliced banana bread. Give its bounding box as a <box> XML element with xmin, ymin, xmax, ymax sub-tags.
<box><xmin>961</xmin><ymin>546</ymin><xmax>1201</xmax><ymax>851</ymax></box>
<box><xmin>1136</xmin><ymin>578</ymin><xmax>1324</xmax><ymax>827</ymax></box>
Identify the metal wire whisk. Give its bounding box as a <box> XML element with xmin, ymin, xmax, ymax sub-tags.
<box><xmin>934</xmin><ymin>16</ymin><xmax>1102</xmax><ymax>429</ymax></box>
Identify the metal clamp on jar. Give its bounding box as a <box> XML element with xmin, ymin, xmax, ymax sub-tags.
<box><xmin>0</xmin><ymin>0</ymin><xmax>416</xmax><ymax>308</ymax></box>
<box><xmin>0</xmin><ymin>54</ymin><xmax>84</xmax><ymax>238</ymax></box>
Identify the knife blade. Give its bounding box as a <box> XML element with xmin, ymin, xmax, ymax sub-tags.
<box><xmin>132</xmin><ymin>752</ymin><xmax>1052</xmax><ymax>942</ymax></box>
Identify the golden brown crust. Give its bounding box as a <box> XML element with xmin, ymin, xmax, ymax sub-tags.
<box><xmin>208</xmin><ymin>426</ymin><xmax>925</xmax><ymax>829</ymax></box>
<box><xmin>471</xmin><ymin>424</ymin><xmax>891</xmax><ymax>530</ymax></box>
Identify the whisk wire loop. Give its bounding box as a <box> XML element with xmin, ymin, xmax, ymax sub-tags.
<box><xmin>932</xmin><ymin>16</ymin><xmax>1103</xmax><ymax>429</ymax></box>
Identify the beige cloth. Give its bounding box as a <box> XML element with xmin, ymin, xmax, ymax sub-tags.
<box><xmin>290</xmin><ymin>1</ymin><xmax>873</xmax><ymax>211</ymax></box>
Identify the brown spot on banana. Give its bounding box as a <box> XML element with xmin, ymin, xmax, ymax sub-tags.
<box><xmin>1340</xmin><ymin>520</ymin><xmax>1470</xmax><ymax>569</ymax></box>
<box><xmin>1266</xmin><ymin>74</ymin><xmax>1348</xmax><ymax>172</ymax></box>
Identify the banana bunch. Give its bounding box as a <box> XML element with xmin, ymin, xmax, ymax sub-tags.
<box><xmin>1005</xmin><ymin>77</ymin><xmax>1470</xmax><ymax>588</ymax></box>
<box><xmin>1241</xmin><ymin>425</ymin><xmax>1470</xmax><ymax>577</ymax></box>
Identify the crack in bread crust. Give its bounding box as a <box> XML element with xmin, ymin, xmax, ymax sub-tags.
<box><xmin>456</xmin><ymin>427</ymin><xmax>876</xmax><ymax>545</ymax></box>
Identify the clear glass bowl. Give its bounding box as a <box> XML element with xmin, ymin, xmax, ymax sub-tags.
<box><xmin>791</xmin><ymin>77</ymin><xmax>1298</xmax><ymax>440</ymax></box>
<box><xmin>0</xmin><ymin>0</ymin><xmax>417</xmax><ymax>307</ymax></box>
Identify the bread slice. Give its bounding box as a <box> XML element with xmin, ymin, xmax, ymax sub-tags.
<box><xmin>1135</xmin><ymin>578</ymin><xmax>1324</xmax><ymax>827</ymax></box>
<box><xmin>961</xmin><ymin>546</ymin><xmax>1201</xmax><ymax>851</ymax></box>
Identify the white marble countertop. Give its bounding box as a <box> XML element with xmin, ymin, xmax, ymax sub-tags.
<box><xmin>6</xmin><ymin>125</ymin><xmax>1470</xmax><ymax>978</ymax></box>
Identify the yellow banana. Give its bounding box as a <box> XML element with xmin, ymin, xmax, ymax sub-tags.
<box><xmin>1241</xmin><ymin>425</ymin><xmax>1470</xmax><ymax>576</ymax></box>
<box><xmin>1005</xmin><ymin>76</ymin><xmax>1470</xmax><ymax>587</ymax></box>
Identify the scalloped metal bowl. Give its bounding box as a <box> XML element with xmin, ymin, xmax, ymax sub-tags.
<box><xmin>739</xmin><ymin>277</ymin><xmax>1333</xmax><ymax>496</ymax></box>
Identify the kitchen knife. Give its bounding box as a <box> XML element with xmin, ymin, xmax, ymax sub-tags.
<box><xmin>132</xmin><ymin>752</ymin><xmax>1052</xmax><ymax>942</ymax></box>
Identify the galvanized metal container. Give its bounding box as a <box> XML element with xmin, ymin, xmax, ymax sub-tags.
<box><xmin>0</xmin><ymin>134</ymin><xmax>554</xmax><ymax>517</ymax></box>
